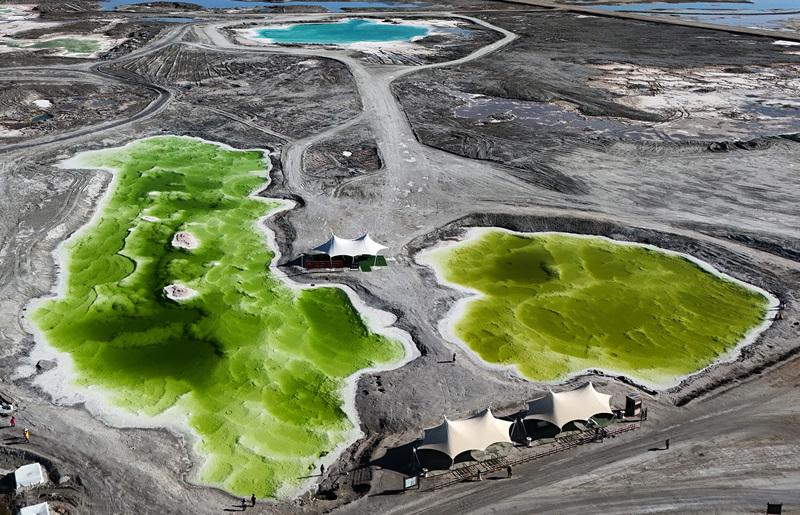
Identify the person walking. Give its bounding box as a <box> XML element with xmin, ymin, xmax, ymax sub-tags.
<box><xmin>9</xmin><ymin>415</ymin><xmax>16</xmax><ymax>427</ymax></box>
<box><xmin>23</xmin><ymin>428</ymin><xmax>30</xmax><ymax>443</ymax></box>
<box><xmin>250</xmin><ymin>494</ymin><xmax>256</xmax><ymax>507</ymax></box>
<box><xmin>665</xmin><ymin>438</ymin><xmax>670</xmax><ymax>450</ymax></box>
<box><xmin>506</xmin><ymin>465</ymin><xmax>513</xmax><ymax>478</ymax></box>
<box><xmin>240</xmin><ymin>498</ymin><xmax>246</xmax><ymax>511</ymax></box>
<box><xmin>320</xmin><ymin>464</ymin><xmax>325</xmax><ymax>476</ymax></box>
<box><xmin>452</xmin><ymin>353</ymin><xmax>456</xmax><ymax>363</ymax></box>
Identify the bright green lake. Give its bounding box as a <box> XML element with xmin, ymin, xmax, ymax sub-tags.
<box><xmin>423</xmin><ymin>229</ymin><xmax>768</xmax><ymax>385</ymax></box>
<box><xmin>32</xmin><ymin>136</ymin><xmax>404</xmax><ymax>497</ymax></box>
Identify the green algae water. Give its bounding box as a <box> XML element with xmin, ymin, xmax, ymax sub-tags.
<box><xmin>32</xmin><ymin>136</ymin><xmax>404</xmax><ymax>497</ymax></box>
<box><xmin>30</xmin><ymin>38</ymin><xmax>101</xmax><ymax>54</ymax></box>
<box><xmin>423</xmin><ymin>229</ymin><xmax>769</xmax><ymax>385</ymax></box>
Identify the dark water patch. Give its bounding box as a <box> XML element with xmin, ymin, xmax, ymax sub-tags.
<box><xmin>454</xmin><ymin>96</ymin><xmax>678</xmax><ymax>142</ymax></box>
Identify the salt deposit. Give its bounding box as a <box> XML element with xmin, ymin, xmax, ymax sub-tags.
<box><xmin>171</xmin><ymin>231</ymin><xmax>199</xmax><ymax>250</ymax></box>
<box><xmin>163</xmin><ymin>283</ymin><xmax>198</xmax><ymax>301</ymax></box>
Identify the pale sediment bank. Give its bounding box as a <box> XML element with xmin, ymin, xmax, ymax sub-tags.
<box><xmin>163</xmin><ymin>282</ymin><xmax>198</xmax><ymax>301</ymax></box>
<box><xmin>417</xmin><ymin>226</ymin><xmax>779</xmax><ymax>391</ymax></box>
<box><xmin>20</xmin><ymin>135</ymin><xmax>418</xmax><ymax>500</ymax></box>
<box><xmin>171</xmin><ymin>230</ymin><xmax>199</xmax><ymax>250</ymax></box>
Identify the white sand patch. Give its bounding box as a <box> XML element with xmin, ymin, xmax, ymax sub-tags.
<box><xmin>32</xmin><ymin>99</ymin><xmax>52</xmax><ymax>109</ymax></box>
<box><xmin>141</xmin><ymin>215</ymin><xmax>160</xmax><ymax>222</ymax></box>
<box><xmin>19</xmin><ymin>135</ymin><xmax>418</xmax><ymax>502</ymax></box>
<box><xmin>417</xmin><ymin>227</ymin><xmax>779</xmax><ymax>391</ymax></box>
<box><xmin>163</xmin><ymin>283</ymin><xmax>198</xmax><ymax>301</ymax></box>
<box><xmin>171</xmin><ymin>231</ymin><xmax>199</xmax><ymax>250</ymax></box>
<box><xmin>774</xmin><ymin>40</ymin><xmax>800</xmax><ymax>46</ymax></box>
<box><xmin>0</xmin><ymin>5</ymin><xmax>63</xmax><ymax>35</ymax></box>
<box><xmin>0</xmin><ymin>125</ymin><xmax>24</xmax><ymax>138</ymax></box>
<box><xmin>588</xmin><ymin>62</ymin><xmax>800</xmax><ymax>134</ymax></box>
<box><xmin>341</xmin><ymin>150</ymin><xmax>352</xmax><ymax>157</ymax></box>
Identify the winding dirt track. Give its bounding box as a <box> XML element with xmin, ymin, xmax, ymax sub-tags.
<box><xmin>0</xmin><ymin>25</ymin><xmax>192</xmax><ymax>154</ymax></box>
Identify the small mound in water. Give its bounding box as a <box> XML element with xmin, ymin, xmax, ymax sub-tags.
<box><xmin>163</xmin><ymin>283</ymin><xmax>197</xmax><ymax>301</ymax></box>
<box><xmin>420</xmin><ymin>228</ymin><xmax>770</xmax><ymax>386</ymax></box>
<box><xmin>171</xmin><ymin>231</ymin><xmax>199</xmax><ymax>250</ymax></box>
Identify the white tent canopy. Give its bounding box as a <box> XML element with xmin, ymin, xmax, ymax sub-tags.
<box><xmin>20</xmin><ymin>502</ymin><xmax>50</xmax><ymax>515</ymax></box>
<box><xmin>418</xmin><ymin>408</ymin><xmax>513</xmax><ymax>461</ymax></box>
<box><xmin>312</xmin><ymin>233</ymin><xmax>387</xmax><ymax>257</ymax></box>
<box><xmin>525</xmin><ymin>382</ymin><xmax>613</xmax><ymax>430</ymax></box>
<box><xmin>15</xmin><ymin>463</ymin><xmax>46</xmax><ymax>490</ymax></box>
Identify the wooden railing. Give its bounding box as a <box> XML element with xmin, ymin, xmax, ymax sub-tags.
<box><xmin>425</xmin><ymin>422</ymin><xmax>640</xmax><ymax>491</ymax></box>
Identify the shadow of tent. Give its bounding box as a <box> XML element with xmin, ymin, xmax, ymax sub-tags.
<box><xmin>370</xmin><ymin>440</ymin><xmax>423</xmax><ymax>475</ymax></box>
<box><xmin>467</xmin><ymin>442</ymin><xmax>513</xmax><ymax>462</ymax></box>
<box><xmin>418</xmin><ymin>449</ymin><xmax>455</xmax><ymax>471</ymax></box>
<box><xmin>417</xmin><ymin>441</ymin><xmax>515</xmax><ymax>471</ymax></box>
<box><xmin>0</xmin><ymin>472</ymin><xmax>14</xmax><ymax>494</ymax></box>
<box><xmin>521</xmin><ymin>419</ymin><xmax>561</xmax><ymax>440</ymax></box>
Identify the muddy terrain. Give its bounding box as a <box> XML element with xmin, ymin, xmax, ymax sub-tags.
<box><xmin>0</xmin><ymin>74</ymin><xmax>154</xmax><ymax>142</ymax></box>
<box><xmin>393</xmin><ymin>11</ymin><xmax>800</xmax><ymax>180</ymax></box>
<box><xmin>303</xmin><ymin>123</ymin><xmax>383</xmax><ymax>195</ymax></box>
<box><xmin>109</xmin><ymin>44</ymin><xmax>362</xmax><ymax>138</ymax></box>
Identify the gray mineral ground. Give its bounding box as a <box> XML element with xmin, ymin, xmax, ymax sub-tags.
<box><xmin>0</xmin><ymin>0</ymin><xmax>798</xmax><ymax>513</ymax></box>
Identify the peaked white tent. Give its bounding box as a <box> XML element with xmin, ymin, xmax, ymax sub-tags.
<box><xmin>418</xmin><ymin>409</ymin><xmax>513</xmax><ymax>461</ymax></box>
<box><xmin>20</xmin><ymin>502</ymin><xmax>50</xmax><ymax>515</ymax></box>
<box><xmin>525</xmin><ymin>382</ymin><xmax>613</xmax><ymax>430</ymax></box>
<box><xmin>312</xmin><ymin>233</ymin><xmax>387</xmax><ymax>257</ymax></box>
<box><xmin>15</xmin><ymin>463</ymin><xmax>46</xmax><ymax>490</ymax></box>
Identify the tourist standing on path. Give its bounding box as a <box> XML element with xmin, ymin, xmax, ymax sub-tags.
<box><xmin>665</xmin><ymin>438</ymin><xmax>670</xmax><ymax>450</ymax></box>
<box><xmin>320</xmin><ymin>464</ymin><xmax>325</xmax><ymax>476</ymax></box>
<box><xmin>250</xmin><ymin>494</ymin><xmax>256</xmax><ymax>507</ymax></box>
<box><xmin>506</xmin><ymin>465</ymin><xmax>512</xmax><ymax>478</ymax></box>
<box><xmin>240</xmin><ymin>498</ymin><xmax>246</xmax><ymax>511</ymax></box>
<box><xmin>23</xmin><ymin>428</ymin><xmax>30</xmax><ymax>443</ymax></box>
<box><xmin>9</xmin><ymin>415</ymin><xmax>15</xmax><ymax>427</ymax></box>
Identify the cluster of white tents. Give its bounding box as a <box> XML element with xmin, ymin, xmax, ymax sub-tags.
<box><xmin>525</xmin><ymin>382</ymin><xmax>613</xmax><ymax>431</ymax></box>
<box><xmin>417</xmin><ymin>383</ymin><xmax>613</xmax><ymax>464</ymax></box>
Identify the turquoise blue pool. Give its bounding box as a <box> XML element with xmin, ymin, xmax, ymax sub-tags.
<box><xmin>252</xmin><ymin>18</ymin><xmax>429</xmax><ymax>44</ymax></box>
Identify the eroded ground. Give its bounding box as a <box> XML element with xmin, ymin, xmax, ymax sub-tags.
<box><xmin>0</xmin><ymin>75</ymin><xmax>154</xmax><ymax>141</ymax></box>
<box><xmin>110</xmin><ymin>44</ymin><xmax>361</xmax><ymax>139</ymax></box>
